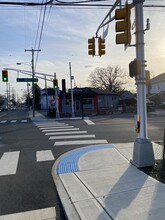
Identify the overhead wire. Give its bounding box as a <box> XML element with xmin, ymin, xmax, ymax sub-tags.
<box><xmin>34</xmin><ymin>0</ymin><xmax>52</xmax><ymax>70</ymax></box>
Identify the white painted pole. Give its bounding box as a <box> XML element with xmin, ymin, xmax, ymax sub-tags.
<box><xmin>132</xmin><ymin>0</ymin><xmax>155</xmax><ymax>167</ymax></box>
<box><xmin>69</xmin><ymin>62</ymin><xmax>75</xmax><ymax>117</ymax></box>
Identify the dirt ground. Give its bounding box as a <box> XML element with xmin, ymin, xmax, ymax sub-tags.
<box><xmin>140</xmin><ymin>159</ymin><xmax>165</xmax><ymax>184</ymax></box>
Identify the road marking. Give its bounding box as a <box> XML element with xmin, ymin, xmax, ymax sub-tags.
<box><xmin>39</xmin><ymin>126</ymin><xmax>74</xmax><ymax>130</ymax></box>
<box><xmin>36</xmin><ymin>123</ymin><xmax>68</xmax><ymax>127</ymax></box>
<box><xmin>21</xmin><ymin>120</ymin><xmax>27</xmax><ymax>123</ymax></box>
<box><xmin>42</xmin><ymin>128</ymin><xmax>80</xmax><ymax>132</ymax></box>
<box><xmin>54</xmin><ymin>139</ymin><xmax>108</xmax><ymax>146</ymax></box>
<box><xmin>49</xmin><ymin>134</ymin><xmax>96</xmax><ymax>140</ymax></box>
<box><xmin>0</xmin><ymin>207</ymin><xmax>56</xmax><ymax>220</ymax></box>
<box><xmin>84</xmin><ymin>119</ymin><xmax>95</xmax><ymax>125</ymax></box>
<box><xmin>0</xmin><ymin>151</ymin><xmax>20</xmax><ymax>176</ymax></box>
<box><xmin>10</xmin><ymin>120</ymin><xmax>17</xmax><ymax>123</ymax></box>
<box><xmin>0</xmin><ymin>120</ymin><xmax>7</xmax><ymax>123</ymax></box>
<box><xmin>45</xmin><ymin>131</ymin><xmax>87</xmax><ymax>135</ymax></box>
<box><xmin>36</xmin><ymin>150</ymin><xmax>55</xmax><ymax>162</ymax></box>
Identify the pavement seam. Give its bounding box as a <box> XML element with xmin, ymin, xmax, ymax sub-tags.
<box><xmin>74</xmin><ymin>171</ymin><xmax>114</xmax><ymax>220</ymax></box>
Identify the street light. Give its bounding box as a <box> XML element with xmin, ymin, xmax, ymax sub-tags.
<box><xmin>16</xmin><ymin>61</ymin><xmax>35</xmax><ymax>117</ymax></box>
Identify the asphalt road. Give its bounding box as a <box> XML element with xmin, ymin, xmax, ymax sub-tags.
<box><xmin>0</xmin><ymin>109</ymin><xmax>164</xmax><ymax>219</ymax></box>
<box><xmin>0</xmin><ymin>110</ymin><xmax>66</xmax><ymax>219</ymax></box>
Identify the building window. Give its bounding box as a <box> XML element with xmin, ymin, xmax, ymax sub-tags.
<box><xmin>65</xmin><ymin>99</ymin><xmax>71</xmax><ymax>105</ymax></box>
<box><xmin>83</xmin><ymin>98</ymin><xmax>92</xmax><ymax>104</ymax></box>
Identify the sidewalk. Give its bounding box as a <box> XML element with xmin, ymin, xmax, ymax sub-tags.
<box><xmin>52</xmin><ymin>143</ymin><xmax>165</xmax><ymax>220</ymax></box>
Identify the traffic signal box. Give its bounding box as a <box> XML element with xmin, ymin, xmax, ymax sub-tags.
<box><xmin>53</xmin><ymin>79</ymin><xmax>58</xmax><ymax>90</ymax></box>
<box><xmin>115</xmin><ymin>3</ymin><xmax>131</xmax><ymax>45</ymax></box>
<box><xmin>88</xmin><ymin>37</ymin><xmax>95</xmax><ymax>56</ymax></box>
<box><xmin>129</xmin><ymin>59</ymin><xmax>141</xmax><ymax>78</ymax></box>
<box><xmin>2</xmin><ymin>70</ymin><xmax>8</xmax><ymax>82</ymax></box>
<box><xmin>98</xmin><ymin>37</ymin><xmax>105</xmax><ymax>56</ymax></box>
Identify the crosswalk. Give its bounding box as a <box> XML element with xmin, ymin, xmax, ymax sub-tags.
<box><xmin>0</xmin><ymin>119</ymin><xmax>28</xmax><ymax>124</ymax></box>
<box><xmin>0</xmin><ymin>150</ymin><xmax>55</xmax><ymax>177</ymax></box>
<box><xmin>35</xmin><ymin>121</ymin><xmax>108</xmax><ymax>147</ymax></box>
<box><xmin>0</xmin><ymin>121</ymin><xmax>108</xmax><ymax>177</ymax></box>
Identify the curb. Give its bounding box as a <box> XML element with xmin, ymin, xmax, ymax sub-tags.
<box><xmin>52</xmin><ymin>153</ymin><xmax>81</xmax><ymax>220</ymax></box>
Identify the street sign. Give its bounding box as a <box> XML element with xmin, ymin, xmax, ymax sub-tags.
<box><xmin>16</xmin><ymin>78</ymin><xmax>38</xmax><ymax>82</ymax></box>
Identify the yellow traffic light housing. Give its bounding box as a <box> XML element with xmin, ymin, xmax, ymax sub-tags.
<box><xmin>115</xmin><ymin>3</ymin><xmax>131</xmax><ymax>45</ymax></box>
<box><xmin>53</xmin><ymin>79</ymin><xmax>58</xmax><ymax>90</ymax></box>
<box><xmin>2</xmin><ymin>70</ymin><xmax>8</xmax><ymax>82</ymax></box>
<box><xmin>88</xmin><ymin>37</ymin><xmax>95</xmax><ymax>56</ymax></box>
<box><xmin>98</xmin><ymin>37</ymin><xmax>105</xmax><ymax>56</ymax></box>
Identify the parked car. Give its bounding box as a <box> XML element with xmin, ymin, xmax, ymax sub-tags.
<box><xmin>11</xmin><ymin>106</ymin><xmax>17</xmax><ymax>111</ymax></box>
<box><xmin>1</xmin><ymin>106</ymin><xmax>8</xmax><ymax>111</ymax></box>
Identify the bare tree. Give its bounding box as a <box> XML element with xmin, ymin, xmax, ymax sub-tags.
<box><xmin>88</xmin><ymin>65</ymin><xmax>127</xmax><ymax>93</ymax></box>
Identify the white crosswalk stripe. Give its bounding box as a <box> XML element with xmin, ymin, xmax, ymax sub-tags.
<box><xmin>10</xmin><ymin>120</ymin><xmax>17</xmax><ymax>123</ymax></box>
<box><xmin>35</xmin><ymin>122</ymin><xmax>68</xmax><ymax>127</ymax></box>
<box><xmin>21</xmin><ymin>119</ymin><xmax>27</xmax><ymax>123</ymax></box>
<box><xmin>54</xmin><ymin>139</ymin><xmax>108</xmax><ymax>146</ymax></box>
<box><xmin>0</xmin><ymin>120</ymin><xmax>7</xmax><ymax>123</ymax></box>
<box><xmin>49</xmin><ymin>134</ymin><xmax>96</xmax><ymax>140</ymax></box>
<box><xmin>36</xmin><ymin>150</ymin><xmax>55</xmax><ymax>162</ymax></box>
<box><xmin>0</xmin><ymin>207</ymin><xmax>56</xmax><ymax>220</ymax></box>
<box><xmin>39</xmin><ymin>126</ymin><xmax>74</xmax><ymax>130</ymax></box>
<box><xmin>42</xmin><ymin>128</ymin><xmax>80</xmax><ymax>132</ymax></box>
<box><xmin>45</xmin><ymin>131</ymin><xmax>87</xmax><ymax>135</ymax></box>
<box><xmin>0</xmin><ymin>151</ymin><xmax>20</xmax><ymax>176</ymax></box>
<box><xmin>84</xmin><ymin>119</ymin><xmax>95</xmax><ymax>125</ymax></box>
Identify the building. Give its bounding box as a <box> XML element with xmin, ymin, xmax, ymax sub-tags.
<box><xmin>148</xmin><ymin>73</ymin><xmax>165</xmax><ymax>105</ymax></box>
<box><xmin>40</xmin><ymin>87</ymin><xmax>120</xmax><ymax>117</ymax></box>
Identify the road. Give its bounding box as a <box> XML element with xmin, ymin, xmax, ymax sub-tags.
<box><xmin>0</xmin><ymin>110</ymin><xmax>66</xmax><ymax>219</ymax></box>
<box><xmin>0</xmin><ymin>109</ymin><xmax>164</xmax><ymax>219</ymax></box>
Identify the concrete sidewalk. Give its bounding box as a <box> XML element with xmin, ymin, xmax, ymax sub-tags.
<box><xmin>52</xmin><ymin>143</ymin><xmax>165</xmax><ymax>220</ymax></box>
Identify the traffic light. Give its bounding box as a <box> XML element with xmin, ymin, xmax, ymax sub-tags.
<box><xmin>88</xmin><ymin>37</ymin><xmax>95</xmax><ymax>56</ymax></box>
<box><xmin>2</xmin><ymin>70</ymin><xmax>8</xmax><ymax>82</ymax></box>
<box><xmin>129</xmin><ymin>59</ymin><xmax>141</xmax><ymax>78</ymax></box>
<box><xmin>53</xmin><ymin>79</ymin><xmax>58</xmax><ymax>90</ymax></box>
<box><xmin>115</xmin><ymin>3</ymin><xmax>131</xmax><ymax>45</ymax></box>
<box><xmin>98</xmin><ymin>37</ymin><xmax>105</xmax><ymax>56</ymax></box>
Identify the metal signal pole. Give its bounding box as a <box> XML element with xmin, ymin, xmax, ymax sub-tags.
<box><xmin>132</xmin><ymin>0</ymin><xmax>154</xmax><ymax>167</ymax></box>
<box><xmin>25</xmin><ymin>49</ymin><xmax>41</xmax><ymax>118</ymax></box>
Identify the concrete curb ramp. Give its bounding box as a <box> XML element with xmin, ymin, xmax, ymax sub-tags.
<box><xmin>52</xmin><ymin>143</ymin><xmax>165</xmax><ymax>220</ymax></box>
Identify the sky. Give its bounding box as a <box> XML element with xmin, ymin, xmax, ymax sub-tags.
<box><xmin>0</xmin><ymin>0</ymin><xmax>165</xmax><ymax>100</ymax></box>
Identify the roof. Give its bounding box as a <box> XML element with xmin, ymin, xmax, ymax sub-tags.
<box><xmin>150</xmin><ymin>73</ymin><xmax>165</xmax><ymax>84</ymax></box>
<box><xmin>73</xmin><ymin>87</ymin><xmax>119</xmax><ymax>96</ymax></box>
<box><xmin>41</xmin><ymin>87</ymin><xmax>119</xmax><ymax>97</ymax></box>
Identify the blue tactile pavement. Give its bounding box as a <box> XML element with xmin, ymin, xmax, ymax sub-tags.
<box><xmin>57</xmin><ymin>144</ymin><xmax>114</xmax><ymax>174</ymax></box>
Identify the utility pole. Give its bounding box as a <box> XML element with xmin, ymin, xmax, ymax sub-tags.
<box><xmin>132</xmin><ymin>0</ymin><xmax>154</xmax><ymax>167</ymax></box>
<box><xmin>54</xmin><ymin>73</ymin><xmax>59</xmax><ymax>118</ymax></box>
<box><xmin>44</xmin><ymin>75</ymin><xmax>49</xmax><ymax>115</ymax></box>
<box><xmin>25</xmin><ymin>48</ymin><xmax>41</xmax><ymax>117</ymax></box>
<box><xmin>69</xmin><ymin>62</ymin><xmax>75</xmax><ymax>117</ymax></box>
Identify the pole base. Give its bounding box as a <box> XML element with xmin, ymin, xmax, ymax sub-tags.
<box><xmin>56</xmin><ymin>111</ymin><xmax>60</xmax><ymax>119</ymax></box>
<box><xmin>131</xmin><ymin>138</ymin><xmax>155</xmax><ymax>168</ymax></box>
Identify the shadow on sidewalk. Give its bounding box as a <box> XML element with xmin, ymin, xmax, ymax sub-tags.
<box><xmin>96</xmin><ymin>165</ymin><xmax>150</xmax><ymax>219</ymax></box>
